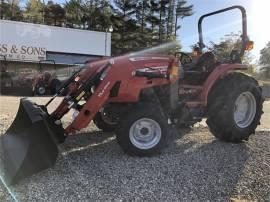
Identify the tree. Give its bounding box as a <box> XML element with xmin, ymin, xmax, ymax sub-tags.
<box><xmin>0</xmin><ymin>0</ymin><xmax>5</xmax><ymax>19</ymax></box>
<box><xmin>259</xmin><ymin>42</ymin><xmax>270</xmax><ymax>67</ymax></box>
<box><xmin>145</xmin><ymin>0</ymin><xmax>160</xmax><ymax>45</ymax></box>
<box><xmin>175</xmin><ymin>0</ymin><xmax>193</xmax><ymax>36</ymax></box>
<box><xmin>44</xmin><ymin>1</ymin><xmax>65</xmax><ymax>26</ymax></box>
<box><xmin>0</xmin><ymin>0</ymin><xmax>23</xmax><ymax>20</ymax></box>
<box><xmin>166</xmin><ymin>0</ymin><xmax>175</xmax><ymax>38</ymax></box>
<box><xmin>64</xmin><ymin>0</ymin><xmax>83</xmax><ymax>28</ymax></box>
<box><xmin>111</xmin><ymin>0</ymin><xmax>138</xmax><ymax>55</ymax></box>
<box><xmin>209</xmin><ymin>32</ymin><xmax>253</xmax><ymax>63</ymax></box>
<box><xmin>158</xmin><ymin>0</ymin><xmax>168</xmax><ymax>42</ymax></box>
<box><xmin>259</xmin><ymin>41</ymin><xmax>270</xmax><ymax>79</ymax></box>
<box><xmin>207</xmin><ymin>32</ymin><xmax>255</xmax><ymax>74</ymax></box>
<box><xmin>23</xmin><ymin>0</ymin><xmax>43</xmax><ymax>23</ymax></box>
<box><xmin>135</xmin><ymin>0</ymin><xmax>155</xmax><ymax>48</ymax></box>
<box><xmin>136</xmin><ymin>0</ymin><xmax>148</xmax><ymax>34</ymax></box>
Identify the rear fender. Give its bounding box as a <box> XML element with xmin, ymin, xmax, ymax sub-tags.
<box><xmin>200</xmin><ymin>64</ymin><xmax>248</xmax><ymax>106</ymax></box>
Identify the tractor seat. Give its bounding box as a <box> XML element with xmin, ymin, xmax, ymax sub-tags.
<box><xmin>183</xmin><ymin>52</ymin><xmax>217</xmax><ymax>84</ymax></box>
<box><xmin>184</xmin><ymin>51</ymin><xmax>216</xmax><ymax>72</ymax></box>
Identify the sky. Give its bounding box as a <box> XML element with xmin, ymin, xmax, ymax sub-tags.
<box><xmin>20</xmin><ymin>0</ymin><xmax>270</xmax><ymax>62</ymax></box>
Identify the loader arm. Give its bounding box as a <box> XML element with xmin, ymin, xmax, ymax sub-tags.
<box><xmin>52</xmin><ymin>56</ymin><xmax>177</xmax><ymax>134</ymax></box>
<box><xmin>65</xmin><ymin>65</ymin><xmax>117</xmax><ymax>133</ymax></box>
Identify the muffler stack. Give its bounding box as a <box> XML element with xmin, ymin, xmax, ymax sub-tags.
<box><xmin>0</xmin><ymin>98</ymin><xmax>62</xmax><ymax>185</ymax></box>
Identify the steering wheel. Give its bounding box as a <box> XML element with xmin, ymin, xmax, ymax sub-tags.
<box><xmin>175</xmin><ymin>52</ymin><xmax>193</xmax><ymax>65</ymax></box>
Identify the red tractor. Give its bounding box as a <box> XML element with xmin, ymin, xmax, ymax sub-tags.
<box><xmin>0</xmin><ymin>6</ymin><xmax>264</xmax><ymax>185</ymax></box>
<box><xmin>32</xmin><ymin>60</ymin><xmax>61</xmax><ymax>95</ymax></box>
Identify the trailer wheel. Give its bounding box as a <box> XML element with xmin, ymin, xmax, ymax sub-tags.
<box><xmin>93</xmin><ymin>108</ymin><xmax>118</xmax><ymax>132</ymax></box>
<box><xmin>115</xmin><ymin>103</ymin><xmax>170</xmax><ymax>156</ymax></box>
<box><xmin>207</xmin><ymin>72</ymin><xmax>264</xmax><ymax>143</ymax></box>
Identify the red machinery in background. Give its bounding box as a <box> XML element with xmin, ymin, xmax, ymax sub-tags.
<box><xmin>32</xmin><ymin>60</ymin><xmax>61</xmax><ymax>95</ymax></box>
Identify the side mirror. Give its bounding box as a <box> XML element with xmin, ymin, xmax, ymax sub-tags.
<box><xmin>245</xmin><ymin>41</ymin><xmax>254</xmax><ymax>51</ymax></box>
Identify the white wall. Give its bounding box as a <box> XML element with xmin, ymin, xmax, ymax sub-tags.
<box><xmin>0</xmin><ymin>20</ymin><xmax>111</xmax><ymax>61</ymax></box>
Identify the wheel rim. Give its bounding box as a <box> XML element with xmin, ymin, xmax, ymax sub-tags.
<box><xmin>129</xmin><ymin>118</ymin><xmax>161</xmax><ymax>150</ymax></box>
<box><xmin>234</xmin><ymin>91</ymin><xmax>256</xmax><ymax>128</ymax></box>
<box><xmin>38</xmin><ymin>86</ymin><xmax>46</xmax><ymax>95</ymax></box>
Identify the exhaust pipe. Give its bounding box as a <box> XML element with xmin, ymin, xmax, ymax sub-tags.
<box><xmin>0</xmin><ymin>98</ymin><xmax>65</xmax><ymax>185</ymax></box>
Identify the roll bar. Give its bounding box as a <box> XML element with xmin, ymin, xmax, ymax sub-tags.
<box><xmin>198</xmin><ymin>5</ymin><xmax>248</xmax><ymax>58</ymax></box>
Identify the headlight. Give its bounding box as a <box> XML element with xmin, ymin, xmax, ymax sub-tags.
<box><xmin>74</xmin><ymin>76</ymin><xmax>80</xmax><ymax>82</ymax></box>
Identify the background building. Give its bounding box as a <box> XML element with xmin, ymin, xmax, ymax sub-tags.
<box><xmin>0</xmin><ymin>20</ymin><xmax>111</xmax><ymax>78</ymax></box>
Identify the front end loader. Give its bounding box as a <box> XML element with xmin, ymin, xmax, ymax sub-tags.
<box><xmin>0</xmin><ymin>99</ymin><xmax>61</xmax><ymax>184</ymax></box>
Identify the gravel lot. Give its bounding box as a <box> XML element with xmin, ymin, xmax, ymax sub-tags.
<box><xmin>0</xmin><ymin>96</ymin><xmax>269</xmax><ymax>201</ymax></box>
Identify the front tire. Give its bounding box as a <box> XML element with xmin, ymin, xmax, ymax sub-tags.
<box><xmin>35</xmin><ymin>84</ymin><xmax>46</xmax><ymax>96</ymax></box>
<box><xmin>206</xmin><ymin>72</ymin><xmax>264</xmax><ymax>143</ymax></box>
<box><xmin>115</xmin><ymin>103</ymin><xmax>170</xmax><ymax>156</ymax></box>
<box><xmin>93</xmin><ymin>108</ymin><xmax>118</xmax><ymax>132</ymax></box>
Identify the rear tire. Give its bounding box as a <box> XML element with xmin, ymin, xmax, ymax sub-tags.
<box><xmin>206</xmin><ymin>72</ymin><xmax>264</xmax><ymax>143</ymax></box>
<box><xmin>115</xmin><ymin>103</ymin><xmax>170</xmax><ymax>156</ymax></box>
<box><xmin>50</xmin><ymin>79</ymin><xmax>61</xmax><ymax>95</ymax></box>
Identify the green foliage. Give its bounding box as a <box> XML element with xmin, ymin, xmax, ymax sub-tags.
<box><xmin>198</xmin><ymin>32</ymin><xmax>255</xmax><ymax>75</ymax></box>
<box><xmin>259</xmin><ymin>41</ymin><xmax>270</xmax><ymax>79</ymax></box>
<box><xmin>64</xmin><ymin>0</ymin><xmax>83</xmax><ymax>28</ymax></box>
<box><xmin>175</xmin><ymin>0</ymin><xmax>193</xmax><ymax>35</ymax></box>
<box><xmin>111</xmin><ymin>0</ymin><xmax>192</xmax><ymax>55</ymax></box>
<box><xmin>209</xmin><ymin>32</ymin><xmax>253</xmax><ymax>65</ymax></box>
<box><xmin>23</xmin><ymin>0</ymin><xmax>43</xmax><ymax>23</ymax></box>
<box><xmin>0</xmin><ymin>0</ymin><xmax>23</xmax><ymax>20</ymax></box>
<box><xmin>260</xmin><ymin>42</ymin><xmax>270</xmax><ymax>66</ymax></box>
<box><xmin>44</xmin><ymin>1</ymin><xmax>65</xmax><ymax>26</ymax></box>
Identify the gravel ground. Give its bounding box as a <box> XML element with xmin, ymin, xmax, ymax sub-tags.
<box><xmin>0</xmin><ymin>96</ymin><xmax>269</xmax><ymax>201</ymax></box>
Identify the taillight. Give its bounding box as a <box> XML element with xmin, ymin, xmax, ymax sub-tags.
<box><xmin>245</xmin><ymin>41</ymin><xmax>254</xmax><ymax>51</ymax></box>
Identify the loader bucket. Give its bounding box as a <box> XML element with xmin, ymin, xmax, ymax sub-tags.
<box><xmin>0</xmin><ymin>98</ymin><xmax>64</xmax><ymax>185</ymax></box>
